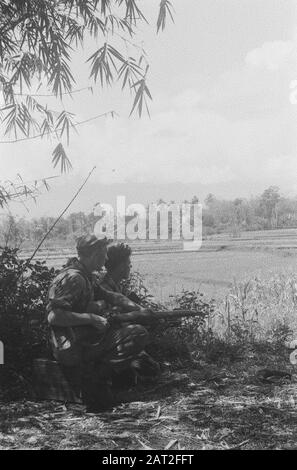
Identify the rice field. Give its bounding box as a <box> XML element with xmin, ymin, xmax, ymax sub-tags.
<box><xmin>132</xmin><ymin>249</ymin><xmax>297</xmax><ymax>302</ymax></box>
<box><xmin>30</xmin><ymin>247</ymin><xmax>297</xmax><ymax>303</ymax></box>
<box><xmin>21</xmin><ymin>228</ymin><xmax>297</xmax><ymax>302</ymax></box>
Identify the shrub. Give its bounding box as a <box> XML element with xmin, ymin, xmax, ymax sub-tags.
<box><xmin>121</xmin><ymin>270</ymin><xmax>165</xmax><ymax>310</ymax></box>
<box><xmin>151</xmin><ymin>289</ymin><xmax>215</xmax><ymax>368</ymax></box>
<box><xmin>0</xmin><ymin>247</ymin><xmax>57</xmax><ymax>394</ymax></box>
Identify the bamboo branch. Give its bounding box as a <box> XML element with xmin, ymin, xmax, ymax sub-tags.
<box><xmin>21</xmin><ymin>166</ymin><xmax>96</xmax><ymax>272</ymax></box>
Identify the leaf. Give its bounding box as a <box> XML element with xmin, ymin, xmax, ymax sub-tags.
<box><xmin>88</xmin><ymin>43</ymin><xmax>125</xmax><ymax>87</ymax></box>
<box><xmin>55</xmin><ymin>110</ymin><xmax>77</xmax><ymax>145</ymax></box>
<box><xmin>157</xmin><ymin>0</ymin><xmax>175</xmax><ymax>33</ymax></box>
<box><xmin>130</xmin><ymin>77</ymin><xmax>152</xmax><ymax>117</ymax></box>
<box><xmin>116</xmin><ymin>0</ymin><xmax>147</xmax><ymax>25</ymax></box>
<box><xmin>48</xmin><ymin>56</ymin><xmax>75</xmax><ymax>97</ymax></box>
<box><xmin>118</xmin><ymin>57</ymin><xmax>142</xmax><ymax>90</ymax></box>
<box><xmin>42</xmin><ymin>179</ymin><xmax>50</xmax><ymax>191</ymax></box>
<box><xmin>40</xmin><ymin>117</ymin><xmax>53</xmax><ymax>138</ymax></box>
<box><xmin>52</xmin><ymin>143</ymin><xmax>73</xmax><ymax>173</ymax></box>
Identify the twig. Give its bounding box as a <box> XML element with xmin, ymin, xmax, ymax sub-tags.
<box><xmin>15</xmin><ymin>86</ymin><xmax>92</xmax><ymax>98</ymax></box>
<box><xmin>137</xmin><ymin>438</ymin><xmax>153</xmax><ymax>450</ymax></box>
<box><xmin>0</xmin><ymin>112</ymin><xmax>116</xmax><ymax>144</ymax></box>
<box><xmin>165</xmin><ymin>439</ymin><xmax>178</xmax><ymax>450</ymax></box>
<box><xmin>227</xmin><ymin>439</ymin><xmax>250</xmax><ymax>450</ymax></box>
<box><xmin>19</xmin><ymin>166</ymin><xmax>96</xmax><ymax>274</ymax></box>
<box><xmin>156</xmin><ymin>405</ymin><xmax>161</xmax><ymax>419</ymax></box>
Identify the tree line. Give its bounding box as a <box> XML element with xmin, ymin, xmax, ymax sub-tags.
<box><xmin>1</xmin><ymin>186</ymin><xmax>297</xmax><ymax>248</ymax></box>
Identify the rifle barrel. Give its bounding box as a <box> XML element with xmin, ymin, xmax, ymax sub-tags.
<box><xmin>109</xmin><ymin>309</ymin><xmax>200</xmax><ymax>325</ymax></box>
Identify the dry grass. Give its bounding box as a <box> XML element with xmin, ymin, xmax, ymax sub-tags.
<box><xmin>1</xmin><ymin>345</ymin><xmax>297</xmax><ymax>450</ymax></box>
<box><xmin>211</xmin><ymin>273</ymin><xmax>297</xmax><ymax>344</ymax></box>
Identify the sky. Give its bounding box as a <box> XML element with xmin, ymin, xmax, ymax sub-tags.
<box><xmin>1</xmin><ymin>0</ymin><xmax>297</xmax><ymax>218</ymax></box>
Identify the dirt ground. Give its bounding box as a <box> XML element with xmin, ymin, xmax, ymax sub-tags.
<box><xmin>1</xmin><ymin>346</ymin><xmax>297</xmax><ymax>450</ymax></box>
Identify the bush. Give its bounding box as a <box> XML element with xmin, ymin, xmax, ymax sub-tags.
<box><xmin>121</xmin><ymin>270</ymin><xmax>165</xmax><ymax>310</ymax></box>
<box><xmin>152</xmin><ymin>288</ymin><xmax>215</xmax><ymax>368</ymax></box>
<box><xmin>121</xmin><ymin>274</ymin><xmax>216</xmax><ymax>367</ymax></box>
<box><xmin>172</xmin><ymin>290</ymin><xmax>215</xmax><ymax>337</ymax></box>
<box><xmin>0</xmin><ymin>247</ymin><xmax>58</xmax><ymax>394</ymax></box>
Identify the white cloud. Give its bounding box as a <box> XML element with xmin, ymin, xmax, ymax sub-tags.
<box><xmin>2</xmin><ymin>33</ymin><xmax>296</xmax><ymax>217</ymax></box>
<box><xmin>172</xmin><ymin>89</ymin><xmax>201</xmax><ymax>109</ymax></box>
<box><xmin>1</xmin><ymin>85</ymin><xmax>294</xmax><ymax>193</ymax></box>
<box><xmin>245</xmin><ymin>40</ymin><xmax>295</xmax><ymax>71</ymax></box>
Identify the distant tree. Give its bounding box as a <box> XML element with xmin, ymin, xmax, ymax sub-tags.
<box><xmin>276</xmin><ymin>197</ymin><xmax>297</xmax><ymax>228</ymax></box>
<box><xmin>259</xmin><ymin>186</ymin><xmax>281</xmax><ymax>229</ymax></box>
<box><xmin>0</xmin><ymin>214</ymin><xmax>22</xmax><ymax>246</ymax></box>
<box><xmin>204</xmin><ymin>193</ymin><xmax>216</xmax><ymax>207</ymax></box>
<box><xmin>229</xmin><ymin>198</ymin><xmax>245</xmax><ymax>237</ymax></box>
<box><xmin>156</xmin><ymin>198</ymin><xmax>167</xmax><ymax>205</ymax></box>
<box><xmin>233</xmin><ymin>198</ymin><xmax>247</xmax><ymax>226</ymax></box>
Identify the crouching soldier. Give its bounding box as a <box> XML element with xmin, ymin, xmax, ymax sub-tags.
<box><xmin>46</xmin><ymin>235</ymin><xmax>158</xmax><ymax>412</ymax></box>
<box><xmin>94</xmin><ymin>243</ymin><xmax>160</xmax><ymax>384</ymax></box>
<box><xmin>97</xmin><ymin>243</ymin><xmax>191</xmax><ymax>368</ymax></box>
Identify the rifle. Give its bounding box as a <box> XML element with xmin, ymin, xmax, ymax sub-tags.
<box><xmin>107</xmin><ymin>309</ymin><xmax>203</xmax><ymax>327</ymax></box>
<box><xmin>51</xmin><ymin>308</ymin><xmax>202</xmax><ymax>365</ymax></box>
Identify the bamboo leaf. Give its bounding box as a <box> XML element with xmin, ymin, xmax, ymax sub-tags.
<box><xmin>43</xmin><ymin>179</ymin><xmax>50</xmax><ymax>191</ymax></box>
<box><xmin>157</xmin><ymin>0</ymin><xmax>175</xmax><ymax>33</ymax></box>
<box><xmin>52</xmin><ymin>143</ymin><xmax>73</xmax><ymax>173</ymax></box>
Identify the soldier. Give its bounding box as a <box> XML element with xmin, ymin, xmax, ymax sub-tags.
<box><xmin>94</xmin><ymin>242</ymin><xmax>160</xmax><ymax>385</ymax></box>
<box><xmin>93</xmin><ymin>243</ymin><xmax>142</xmax><ymax>311</ymax></box>
<box><xmin>46</xmin><ymin>234</ymin><xmax>156</xmax><ymax>412</ymax></box>
<box><xmin>98</xmin><ymin>243</ymin><xmax>191</xmax><ymax>368</ymax></box>
<box><xmin>100</xmin><ymin>243</ymin><xmax>132</xmax><ymax>294</ymax></box>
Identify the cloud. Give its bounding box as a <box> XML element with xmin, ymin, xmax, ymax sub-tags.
<box><xmin>2</xmin><ymin>81</ymin><xmax>294</xmax><ymax>193</ymax></box>
<box><xmin>245</xmin><ymin>40</ymin><xmax>295</xmax><ymax>71</ymax></box>
<box><xmin>172</xmin><ymin>89</ymin><xmax>201</xmax><ymax>109</ymax></box>
<box><xmin>1</xmin><ymin>35</ymin><xmax>296</xmax><ymax>217</ymax></box>
<box><xmin>202</xmin><ymin>39</ymin><xmax>296</xmax><ymax>120</ymax></box>
<box><xmin>60</xmin><ymin>87</ymin><xmax>294</xmax><ymax>193</ymax></box>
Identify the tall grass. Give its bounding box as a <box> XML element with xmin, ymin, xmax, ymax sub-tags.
<box><xmin>213</xmin><ymin>272</ymin><xmax>297</xmax><ymax>343</ymax></box>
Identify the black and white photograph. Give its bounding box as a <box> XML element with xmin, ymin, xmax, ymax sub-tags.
<box><xmin>0</xmin><ymin>0</ymin><xmax>297</xmax><ymax>454</ymax></box>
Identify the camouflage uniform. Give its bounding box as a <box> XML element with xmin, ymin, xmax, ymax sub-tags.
<box><xmin>94</xmin><ymin>272</ymin><xmax>160</xmax><ymax>382</ymax></box>
<box><xmin>93</xmin><ymin>272</ymin><xmax>140</xmax><ymax>312</ymax></box>
<box><xmin>99</xmin><ymin>273</ymin><xmax>122</xmax><ymax>294</ymax></box>
<box><xmin>47</xmin><ymin>258</ymin><xmax>149</xmax><ymax>371</ymax></box>
<box><xmin>47</xmin><ymin>258</ymin><xmax>152</xmax><ymax>410</ymax></box>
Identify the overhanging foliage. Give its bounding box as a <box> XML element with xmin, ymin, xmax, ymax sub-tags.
<box><xmin>0</xmin><ymin>0</ymin><xmax>174</xmax><ymax>172</ymax></box>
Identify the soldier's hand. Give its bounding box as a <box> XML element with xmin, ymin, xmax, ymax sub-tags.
<box><xmin>90</xmin><ymin>314</ymin><xmax>109</xmax><ymax>332</ymax></box>
<box><xmin>139</xmin><ymin>307</ymin><xmax>154</xmax><ymax>314</ymax></box>
<box><xmin>86</xmin><ymin>300</ymin><xmax>106</xmax><ymax>315</ymax></box>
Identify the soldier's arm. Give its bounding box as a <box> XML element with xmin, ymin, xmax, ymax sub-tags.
<box><xmin>47</xmin><ymin>272</ymin><xmax>108</xmax><ymax>331</ymax></box>
<box><xmin>48</xmin><ymin>309</ymin><xmax>108</xmax><ymax>332</ymax></box>
<box><xmin>95</xmin><ymin>284</ymin><xmax>142</xmax><ymax>312</ymax></box>
<box><xmin>85</xmin><ymin>300</ymin><xmax>106</xmax><ymax>314</ymax></box>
